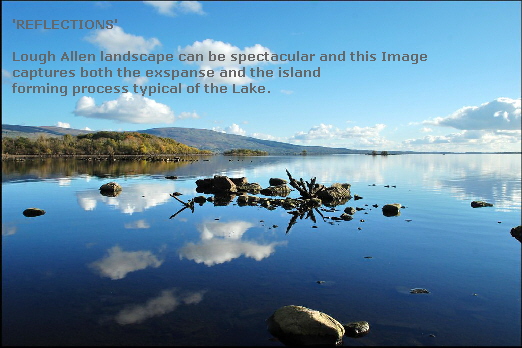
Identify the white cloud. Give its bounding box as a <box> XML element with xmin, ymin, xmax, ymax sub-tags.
<box><xmin>144</xmin><ymin>1</ymin><xmax>205</xmax><ymax>16</ymax></box>
<box><xmin>402</xmin><ymin>129</ymin><xmax>521</xmax><ymax>151</ymax></box>
<box><xmin>2</xmin><ymin>223</ymin><xmax>17</xmax><ymax>236</ymax></box>
<box><xmin>290</xmin><ymin>123</ymin><xmax>387</xmax><ymax>141</ymax></box>
<box><xmin>281</xmin><ymin>90</ymin><xmax>294</xmax><ymax>95</ymax></box>
<box><xmin>251</xmin><ymin>132</ymin><xmax>285</xmax><ymax>142</ymax></box>
<box><xmin>115</xmin><ymin>288</ymin><xmax>205</xmax><ymax>325</ymax></box>
<box><xmin>212</xmin><ymin>123</ymin><xmax>247</xmax><ymax>136</ymax></box>
<box><xmin>89</xmin><ymin>245</ymin><xmax>163</xmax><ymax>280</ymax></box>
<box><xmin>420</xmin><ymin>127</ymin><xmax>432</xmax><ymax>133</ymax></box>
<box><xmin>83</xmin><ymin>127</ymin><xmax>92</xmax><ymax>131</ymax></box>
<box><xmin>74</xmin><ymin>93</ymin><xmax>175</xmax><ymax>124</ymax></box>
<box><xmin>56</xmin><ymin>122</ymin><xmax>71</xmax><ymax>128</ymax></box>
<box><xmin>424</xmin><ymin>97</ymin><xmax>521</xmax><ymax>130</ymax></box>
<box><xmin>177</xmin><ymin>39</ymin><xmax>275</xmax><ymax>84</ymax></box>
<box><xmin>123</xmin><ymin>76</ymin><xmax>149</xmax><ymax>86</ymax></box>
<box><xmin>177</xmin><ymin>111</ymin><xmax>200</xmax><ymax>119</ymax></box>
<box><xmin>85</xmin><ymin>25</ymin><xmax>161</xmax><ymax>54</ymax></box>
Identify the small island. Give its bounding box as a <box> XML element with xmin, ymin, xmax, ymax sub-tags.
<box><xmin>223</xmin><ymin>149</ymin><xmax>268</xmax><ymax>156</ymax></box>
<box><xmin>2</xmin><ymin>131</ymin><xmax>213</xmax><ymax>157</ymax></box>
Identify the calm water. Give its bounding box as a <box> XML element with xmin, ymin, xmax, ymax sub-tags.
<box><xmin>2</xmin><ymin>154</ymin><xmax>521</xmax><ymax>346</ymax></box>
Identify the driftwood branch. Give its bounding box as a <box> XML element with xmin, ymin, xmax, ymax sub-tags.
<box><xmin>169</xmin><ymin>193</ymin><xmax>195</xmax><ymax>218</ymax></box>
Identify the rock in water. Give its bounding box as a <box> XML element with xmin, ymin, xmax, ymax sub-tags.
<box><xmin>471</xmin><ymin>200</ymin><xmax>493</xmax><ymax>208</ymax></box>
<box><xmin>99</xmin><ymin>182</ymin><xmax>122</xmax><ymax>194</ymax></box>
<box><xmin>510</xmin><ymin>225</ymin><xmax>521</xmax><ymax>243</ymax></box>
<box><xmin>343</xmin><ymin>321</ymin><xmax>370</xmax><ymax>338</ymax></box>
<box><xmin>267</xmin><ymin>305</ymin><xmax>345</xmax><ymax>346</ymax></box>
<box><xmin>382</xmin><ymin>203</ymin><xmax>401</xmax><ymax>216</ymax></box>
<box><xmin>23</xmin><ymin>208</ymin><xmax>46</xmax><ymax>217</ymax></box>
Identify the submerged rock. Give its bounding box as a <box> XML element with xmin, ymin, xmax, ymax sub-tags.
<box><xmin>343</xmin><ymin>321</ymin><xmax>370</xmax><ymax>338</ymax></box>
<box><xmin>23</xmin><ymin>208</ymin><xmax>46</xmax><ymax>217</ymax></box>
<box><xmin>382</xmin><ymin>203</ymin><xmax>401</xmax><ymax>216</ymax></box>
<box><xmin>267</xmin><ymin>305</ymin><xmax>345</xmax><ymax>346</ymax></box>
<box><xmin>410</xmin><ymin>288</ymin><xmax>430</xmax><ymax>294</ymax></box>
<box><xmin>471</xmin><ymin>200</ymin><xmax>493</xmax><ymax>208</ymax></box>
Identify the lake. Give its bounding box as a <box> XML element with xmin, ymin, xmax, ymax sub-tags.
<box><xmin>2</xmin><ymin>154</ymin><xmax>521</xmax><ymax>346</ymax></box>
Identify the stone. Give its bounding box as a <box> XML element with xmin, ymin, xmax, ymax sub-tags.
<box><xmin>340</xmin><ymin>213</ymin><xmax>353</xmax><ymax>221</ymax></box>
<box><xmin>382</xmin><ymin>203</ymin><xmax>401</xmax><ymax>216</ymax></box>
<box><xmin>99</xmin><ymin>182</ymin><xmax>122</xmax><ymax>193</ymax></box>
<box><xmin>344</xmin><ymin>207</ymin><xmax>356</xmax><ymax>215</ymax></box>
<box><xmin>267</xmin><ymin>305</ymin><xmax>345</xmax><ymax>346</ymax></box>
<box><xmin>193</xmin><ymin>196</ymin><xmax>207</xmax><ymax>204</ymax></box>
<box><xmin>510</xmin><ymin>225</ymin><xmax>521</xmax><ymax>243</ymax></box>
<box><xmin>316</xmin><ymin>184</ymin><xmax>351</xmax><ymax>203</ymax></box>
<box><xmin>269</xmin><ymin>178</ymin><xmax>288</xmax><ymax>186</ymax></box>
<box><xmin>229</xmin><ymin>177</ymin><xmax>248</xmax><ymax>185</ymax></box>
<box><xmin>260</xmin><ymin>184</ymin><xmax>292</xmax><ymax>197</ymax></box>
<box><xmin>343</xmin><ymin>321</ymin><xmax>370</xmax><ymax>338</ymax></box>
<box><xmin>410</xmin><ymin>288</ymin><xmax>430</xmax><ymax>294</ymax></box>
<box><xmin>213</xmin><ymin>175</ymin><xmax>237</xmax><ymax>192</ymax></box>
<box><xmin>23</xmin><ymin>208</ymin><xmax>46</xmax><ymax>217</ymax></box>
<box><xmin>471</xmin><ymin>200</ymin><xmax>493</xmax><ymax>208</ymax></box>
<box><xmin>236</xmin><ymin>183</ymin><xmax>262</xmax><ymax>193</ymax></box>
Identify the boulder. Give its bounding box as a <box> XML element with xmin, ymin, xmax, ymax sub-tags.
<box><xmin>260</xmin><ymin>184</ymin><xmax>292</xmax><ymax>197</ymax></box>
<box><xmin>229</xmin><ymin>177</ymin><xmax>248</xmax><ymax>185</ymax></box>
<box><xmin>23</xmin><ymin>208</ymin><xmax>46</xmax><ymax>217</ymax></box>
<box><xmin>344</xmin><ymin>207</ymin><xmax>356</xmax><ymax>215</ymax></box>
<box><xmin>343</xmin><ymin>321</ymin><xmax>370</xmax><ymax>338</ymax></box>
<box><xmin>269</xmin><ymin>178</ymin><xmax>288</xmax><ymax>186</ymax></box>
<box><xmin>99</xmin><ymin>182</ymin><xmax>122</xmax><ymax>193</ymax></box>
<box><xmin>510</xmin><ymin>225</ymin><xmax>521</xmax><ymax>243</ymax></box>
<box><xmin>213</xmin><ymin>175</ymin><xmax>237</xmax><ymax>192</ymax></box>
<box><xmin>382</xmin><ymin>203</ymin><xmax>401</xmax><ymax>216</ymax></box>
<box><xmin>236</xmin><ymin>183</ymin><xmax>262</xmax><ymax>194</ymax></box>
<box><xmin>193</xmin><ymin>196</ymin><xmax>207</xmax><ymax>204</ymax></box>
<box><xmin>340</xmin><ymin>213</ymin><xmax>353</xmax><ymax>221</ymax></box>
<box><xmin>267</xmin><ymin>305</ymin><xmax>345</xmax><ymax>346</ymax></box>
<box><xmin>316</xmin><ymin>184</ymin><xmax>351</xmax><ymax>202</ymax></box>
<box><xmin>471</xmin><ymin>200</ymin><xmax>493</xmax><ymax>208</ymax></box>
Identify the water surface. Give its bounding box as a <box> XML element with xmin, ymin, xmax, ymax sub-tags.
<box><xmin>2</xmin><ymin>154</ymin><xmax>521</xmax><ymax>346</ymax></box>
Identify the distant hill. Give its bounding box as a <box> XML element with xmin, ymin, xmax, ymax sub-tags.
<box><xmin>2</xmin><ymin>124</ymin><xmax>93</xmax><ymax>139</ymax></box>
<box><xmin>2</xmin><ymin>124</ymin><xmax>368</xmax><ymax>154</ymax></box>
<box><xmin>139</xmin><ymin>127</ymin><xmax>367</xmax><ymax>154</ymax></box>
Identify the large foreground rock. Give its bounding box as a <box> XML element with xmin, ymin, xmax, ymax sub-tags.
<box><xmin>267</xmin><ymin>305</ymin><xmax>345</xmax><ymax>346</ymax></box>
<box><xmin>316</xmin><ymin>184</ymin><xmax>351</xmax><ymax>205</ymax></box>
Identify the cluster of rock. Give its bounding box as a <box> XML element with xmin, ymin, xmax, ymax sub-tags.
<box><xmin>194</xmin><ymin>175</ymin><xmax>352</xmax><ymax>208</ymax></box>
<box><xmin>266</xmin><ymin>305</ymin><xmax>369</xmax><ymax>346</ymax></box>
<box><xmin>23</xmin><ymin>208</ymin><xmax>45</xmax><ymax>217</ymax></box>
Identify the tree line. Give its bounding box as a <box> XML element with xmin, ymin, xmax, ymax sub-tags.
<box><xmin>2</xmin><ymin>131</ymin><xmax>213</xmax><ymax>156</ymax></box>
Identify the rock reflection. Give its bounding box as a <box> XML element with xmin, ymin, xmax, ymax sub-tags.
<box><xmin>89</xmin><ymin>245</ymin><xmax>163</xmax><ymax>280</ymax></box>
<box><xmin>178</xmin><ymin>220</ymin><xmax>287</xmax><ymax>266</ymax></box>
<box><xmin>77</xmin><ymin>182</ymin><xmax>176</xmax><ymax>214</ymax></box>
<box><xmin>114</xmin><ymin>288</ymin><xmax>206</xmax><ymax>325</ymax></box>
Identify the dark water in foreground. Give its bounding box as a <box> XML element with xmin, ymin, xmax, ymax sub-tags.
<box><xmin>2</xmin><ymin>154</ymin><xmax>521</xmax><ymax>346</ymax></box>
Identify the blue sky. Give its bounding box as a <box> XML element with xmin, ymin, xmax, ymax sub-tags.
<box><xmin>2</xmin><ymin>1</ymin><xmax>521</xmax><ymax>152</ymax></box>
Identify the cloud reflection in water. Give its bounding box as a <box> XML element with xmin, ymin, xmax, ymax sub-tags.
<box><xmin>115</xmin><ymin>288</ymin><xmax>206</xmax><ymax>325</ymax></box>
<box><xmin>89</xmin><ymin>245</ymin><xmax>163</xmax><ymax>280</ymax></box>
<box><xmin>179</xmin><ymin>220</ymin><xmax>287</xmax><ymax>266</ymax></box>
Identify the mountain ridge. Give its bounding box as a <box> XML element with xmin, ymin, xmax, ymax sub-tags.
<box><xmin>2</xmin><ymin>124</ymin><xmax>369</xmax><ymax>154</ymax></box>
